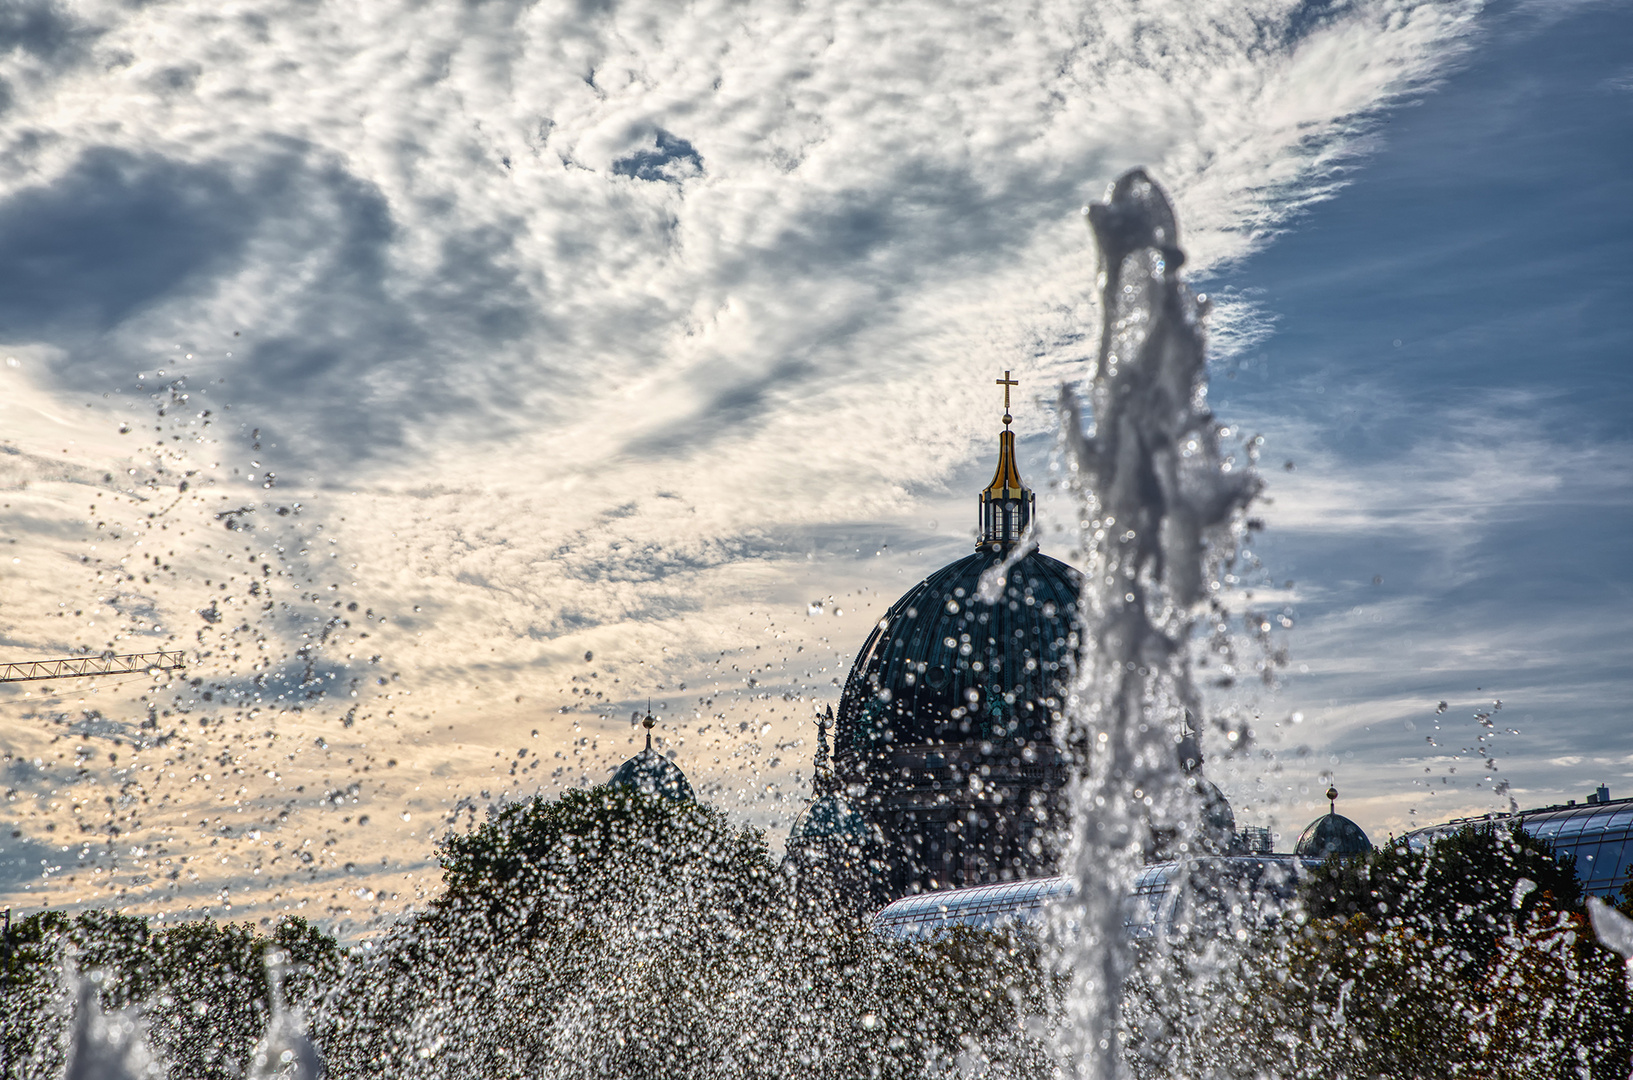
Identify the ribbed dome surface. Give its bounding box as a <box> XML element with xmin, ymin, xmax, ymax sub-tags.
<box><xmin>608</xmin><ymin>748</ymin><xmax>695</xmax><ymax>802</ymax></box>
<box><xmin>790</xmin><ymin>793</ymin><xmax>874</xmax><ymax>843</ymax></box>
<box><xmin>1295</xmin><ymin>812</ymin><xmax>1373</xmax><ymax>859</ymax></box>
<box><xmin>835</xmin><ymin>549</ymin><xmax>1082</xmax><ymax>764</ymax></box>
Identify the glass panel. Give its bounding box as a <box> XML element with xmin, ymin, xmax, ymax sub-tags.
<box><xmin>1605</xmin><ymin>807</ymin><xmax>1633</xmax><ymax>829</ymax></box>
<box><xmin>1599</xmin><ymin>838</ymin><xmax>1633</xmax><ymax>893</ymax></box>
<box><xmin>1570</xmin><ymin>841</ymin><xmax>1604</xmax><ymax>885</ymax></box>
<box><xmin>1553</xmin><ymin>812</ymin><xmax>1594</xmax><ymax>838</ymax></box>
<box><xmin>1525</xmin><ymin>817</ymin><xmax>1566</xmax><ymax>839</ymax></box>
<box><xmin>1583</xmin><ymin>806</ymin><xmax>1622</xmax><ymax>830</ymax></box>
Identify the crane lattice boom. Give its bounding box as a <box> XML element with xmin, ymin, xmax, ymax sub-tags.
<box><xmin>0</xmin><ymin>650</ymin><xmax>186</xmax><ymax>684</ymax></box>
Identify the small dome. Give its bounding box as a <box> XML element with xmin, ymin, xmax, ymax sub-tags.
<box><xmin>1296</xmin><ymin>812</ymin><xmax>1372</xmax><ymax>859</ymax></box>
<box><xmin>1191</xmin><ymin>775</ymin><xmax>1236</xmax><ymax>839</ymax></box>
<box><xmin>608</xmin><ymin>747</ymin><xmax>694</xmax><ymax>802</ymax></box>
<box><xmin>790</xmin><ymin>793</ymin><xmax>873</xmax><ymax>844</ymax></box>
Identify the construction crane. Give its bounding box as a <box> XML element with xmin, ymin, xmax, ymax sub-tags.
<box><xmin>0</xmin><ymin>650</ymin><xmax>186</xmax><ymax>684</ymax></box>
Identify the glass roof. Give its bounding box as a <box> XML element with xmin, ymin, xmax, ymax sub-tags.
<box><xmin>871</xmin><ymin>876</ymin><xmax>1076</xmax><ymax>939</ymax></box>
<box><xmin>1401</xmin><ymin>798</ymin><xmax>1633</xmax><ymax>897</ymax></box>
<box><xmin>872</xmin><ymin>856</ymin><xmax>1316</xmax><ymax>941</ymax></box>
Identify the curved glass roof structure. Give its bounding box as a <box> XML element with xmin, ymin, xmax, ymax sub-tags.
<box><xmin>872</xmin><ymin>856</ymin><xmax>1312</xmax><ymax>942</ymax></box>
<box><xmin>871</xmin><ymin>876</ymin><xmax>1074</xmax><ymax>940</ymax></box>
<box><xmin>1404</xmin><ymin>795</ymin><xmax>1633</xmax><ymax>897</ymax></box>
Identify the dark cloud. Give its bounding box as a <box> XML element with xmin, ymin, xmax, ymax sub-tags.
<box><xmin>0</xmin><ymin>830</ymin><xmax>64</xmax><ymax>890</ymax></box>
<box><xmin>0</xmin><ymin>0</ymin><xmax>97</xmax><ymax>63</ymax></box>
<box><xmin>0</xmin><ymin>149</ymin><xmax>254</xmax><ymax>335</ymax></box>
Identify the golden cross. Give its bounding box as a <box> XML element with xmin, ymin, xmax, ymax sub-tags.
<box><xmin>996</xmin><ymin>370</ymin><xmax>1019</xmax><ymax>421</ymax></box>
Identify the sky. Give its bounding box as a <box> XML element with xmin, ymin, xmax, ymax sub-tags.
<box><xmin>0</xmin><ymin>0</ymin><xmax>1628</xmax><ymax>932</ymax></box>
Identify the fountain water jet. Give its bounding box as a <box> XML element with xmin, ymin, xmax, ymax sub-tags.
<box><xmin>63</xmin><ymin>980</ymin><xmax>159</xmax><ymax>1080</ymax></box>
<box><xmin>246</xmin><ymin>952</ymin><xmax>325</xmax><ymax>1080</ymax></box>
<box><xmin>1051</xmin><ymin>169</ymin><xmax>1259</xmax><ymax>1079</ymax></box>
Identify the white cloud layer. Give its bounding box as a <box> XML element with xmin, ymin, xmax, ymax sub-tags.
<box><xmin>0</xmin><ymin>0</ymin><xmax>1487</xmax><ymax>924</ymax></box>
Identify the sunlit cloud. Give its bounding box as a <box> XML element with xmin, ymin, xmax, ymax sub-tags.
<box><xmin>0</xmin><ymin>0</ymin><xmax>1504</xmax><ymax>925</ymax></box>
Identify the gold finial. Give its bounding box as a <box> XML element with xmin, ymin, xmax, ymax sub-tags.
<box><xmin>996</xmin><ymin>370</ymin><xmax>1019</xmax><ymax>427</ymax></box>
<box><xmin>1327</xmin><ymin>786</ymin><xmax>1339</xmax><ymax>814</ymax></box>
<box><xmin>643</xmin><ymin>701</ymin><xmax>656</xmax><ymax>750</ymax></box>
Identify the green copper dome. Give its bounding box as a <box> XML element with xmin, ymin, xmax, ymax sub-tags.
<box><xmin>790</xmin><ymin>793</ymin><xmax>873</xmax><ymax>844</ymax></box>
<box><xmin>834</xmin><ymin>548</ymin><xmax>1082</xmax><ymax>764</ymax></box>
<box><xmin>608</xmin><ymin>720</ymin><xmax>694</xmax><ymax>802</ymax></box>
<box><xmin>1295</xmin><ymin>811</ymin><xmax>1372</xmax><ymax>859</ymax></box>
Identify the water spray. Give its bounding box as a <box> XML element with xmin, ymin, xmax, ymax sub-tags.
<box><xmin>1053</xmin><ymin>168</ymin><xmax>1259</xmax><ymax>1079</ymax></box>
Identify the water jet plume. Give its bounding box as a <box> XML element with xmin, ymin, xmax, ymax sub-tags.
<box><xmin>1053</xmin><ymin>168</ymin><xmax>1259</xmax><ymax>1080</ymax></box>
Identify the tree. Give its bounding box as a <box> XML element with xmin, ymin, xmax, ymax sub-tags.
<box><xmin>1300</xmin><ymin>823</ymin><xmax>1580</xmax><ymax>979</ymax></box>
<box><xmin>1230</xmin><ymin>823</ymin><xmax>1633</xmax><ymax>1079</ymax></box>
<box><xmin>319</xmin><ymin>786</ymin><xmax>786</xmax><ymax>1078</ymax></box>
<box><xmin>314</xmin><ymin>786</ymin><xmax>1056</xmax><ymax>1080</ymax></box>
<box><xmin>435</xmin><ymin>785</ymin><xmax>779</xmax><ymax>939</ymax></box>
<box><xmin>0</xmin><ymin>910</ymin><xmax>339</xmax><ymax>1080</ymax></box>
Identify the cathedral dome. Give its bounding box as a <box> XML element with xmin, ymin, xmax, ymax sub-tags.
<box><xmin>817</xmin><ymin>376</ymin><xmax>1093</xmax><ymax>898</ymax></box>
<box><xmin>834</xmin><ymin>548</ymin><xmax>1082</xmax><ymax>763</ymax></box>
<box><xmin>608</xmin><ymin>715</ymin><xmax>694</xmax><ymax>801</ymax></box>
<box><xmin>1295</xmin><ymin>788</ymin><xmax>1372</xmax><ymax>859</ymax></box>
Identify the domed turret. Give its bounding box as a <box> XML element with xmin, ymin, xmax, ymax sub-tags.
<box><xmin>608</xmin><ymin>713</ymin><xmax>694</xmax><ymax>802</ymax></box>
<box><xmin>787</xmin><ymin>707</ymin><xmax>887</xmax><ymax>911</ymax></box>
<box><xmin>1295</xmin><ymin>786</ymin><xmax>1372</xmax><ymax>859</ymax></box>
<box><xmin>791</xmin><ymin>707</ymin><xmax>874</xmax><ymax>846</ymax></box>
<box><xmin>790</xmin><ymin>792</ymin><xmax>874</xmax><ymax>846</ymax></box>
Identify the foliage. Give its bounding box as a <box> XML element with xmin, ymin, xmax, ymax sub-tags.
<box><xmin>1299</xmin><ymin>823</ymin><xmax>1581</xmax><ymax>978</ymax></box>
<box><xmin>1185</xmin><ymin>825</ymin><xmax>1633</xmax><ymax>1080</ymax></box>
<box><xmin>436</xmin><ymin>784</ymin><xmax>779</xmax><ymax>938</ymax></box>
<box><xmin>0</xmin><ymin>909</ymin><xmax>340</xmax><ymax>1079</ymax></box>
<box><xmin>7</xmin><ymin>801</ymin><xmax>1629</xmax><ymax>1080</ymax></box>
<box><xmin>316</xmin><ymin>786</ymin><xmax>1053</xmax><ymax>1079</ymax></box>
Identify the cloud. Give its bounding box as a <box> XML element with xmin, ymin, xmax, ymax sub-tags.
<box><xmin>0</xmin><ymin>0</ymin><xmax>1494</xmax><ymax>917</ymax></box>
<box><xmin>0</xmin><ymin>149</ymin><xmax>256</xmax><ymax>337</ymax></box>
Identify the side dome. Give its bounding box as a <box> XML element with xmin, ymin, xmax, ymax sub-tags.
<box><xmin>834</xmin><ymin>548</ymin><xmax>1082</xmax><ymax>764</ymax></box>
<box><xmin>608</xmin><ymin>748</ymin><xmax>694</xmax><ymax>801</ymax></box>
<box><xmin>1296</xmin><ymin>812</ymin><xmax>1372</xmax><ymax>859</ymax></box>
<box><xmin>609</xmin><ymin>719</ymin><xmax>694</xmax><ymax>802</ymax></box>
<box><xmin>790</xmin><ymin>793</ymin><xmax>874</xmax><ymax>845</ymax></box>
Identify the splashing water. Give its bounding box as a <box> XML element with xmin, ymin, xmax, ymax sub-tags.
<box><xmin>1589</xmin><ymin>897</ymin><xmax>1633</xmax><ymax>980</ymax></box>
<box><xmin>1051</xmin><ymin>169</ymin><xmax>1259</xmax><ymax>1079</ymax></box>
<box><xmin>53</xmin><ymin>948</ymin><xmax>325</xmax><ymax>1080</ymax></box>
<box><xmin>63</xmin><ymin>980</ymin><xmax>159</xmax><ymax>1080</ymax></box>
<box><xmin>247</xmin><ymin>952</ymin><xmax>325</xmax><ymax>1080</ymax></box>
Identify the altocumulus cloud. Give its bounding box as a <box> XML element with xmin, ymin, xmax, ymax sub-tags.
<box><xmin>0</xmin><ymin>0</ymin><xmax>1485</xmax><ymax>919</ymax></box>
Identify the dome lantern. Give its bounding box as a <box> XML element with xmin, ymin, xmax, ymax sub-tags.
<box><xmin>979</xmin><ymin>371</ymin><xmax>1035</xmax><ymax>550</ymax></box>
